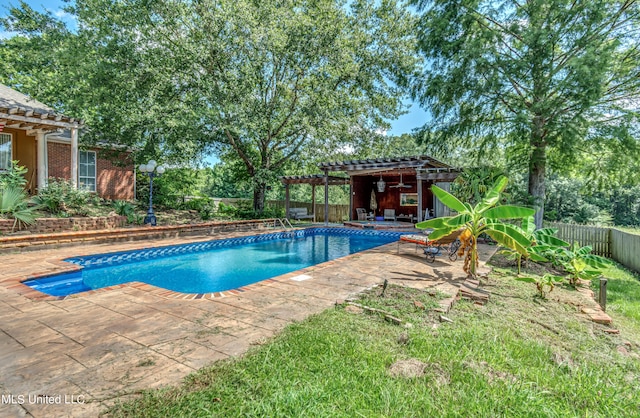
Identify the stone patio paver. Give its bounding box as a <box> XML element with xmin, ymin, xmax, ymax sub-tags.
<box><xmin>0</xmin><ymin>229</ymin><xmax>497</xmax><ymax>417</ymax></box>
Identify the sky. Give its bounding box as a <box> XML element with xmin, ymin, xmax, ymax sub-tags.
<box><xmin>2</xmin><ymin>0</ymin><xmax>431</xmax><ymax>147</ymax></box>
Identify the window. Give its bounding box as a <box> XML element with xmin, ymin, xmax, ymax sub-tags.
<box><xmin>79</xmin><ymin>150</ymin><xmax>96</xmax><ymax>192</ymax></box>
<box><xmin>0</xmin><ymin>133</ymin><xmax>11</xmax><ymax>171</ymax></box>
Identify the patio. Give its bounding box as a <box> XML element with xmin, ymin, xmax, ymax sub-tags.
<box><xmin>0</xmin><ymin>230</ymin><xmax>496</xmax><ymax>417</ymax></box>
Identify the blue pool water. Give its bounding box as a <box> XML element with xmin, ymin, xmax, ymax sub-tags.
<box><xmin>23</xmin><ymin>228</ymin><xmax>402</xmax><ymax>296</ymax></box>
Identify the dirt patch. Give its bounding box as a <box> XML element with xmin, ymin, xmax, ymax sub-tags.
<box><xmin>488</xmin><ymin>252</ymin><xmax>565</xmax><ymax>277</ymax></box>
<box><xmin>464</xmin><ymin>360</ymin><xmax>518</xmax><ymax>384</ymax></box>
<box><xmin>345</xmin><ymin>305</ymin><xmax>364</xmax><ymax>314</ymax></box>
<box><xmin>388</xmin><ymin>359</ymin><xmax>450</xmax><ymax>385</ymax></box>
<box><xmin>389</xmin><ymin>358</ymin><xmax>428</xmax><ymax>378</ymax></box>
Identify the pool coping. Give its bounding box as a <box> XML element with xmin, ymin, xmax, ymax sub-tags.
<box><xmin>6</xmin><ymin>226</ymin><xmax>403</xmax><ymax>302</ymax></box>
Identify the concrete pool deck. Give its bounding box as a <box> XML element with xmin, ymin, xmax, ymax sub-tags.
<box><xmin>0</xmin><ymin>229</ymin><xmax>496</xmax><ymax>417</ymax></box>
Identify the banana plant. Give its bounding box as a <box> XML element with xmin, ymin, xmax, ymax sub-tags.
<box><xmin>501</xmin><ymin>216</ymin><xmax>570</xmax><ymax>273</ymax></box>
<box><xmin>416</xmin><ymin>176</ymin><xmax>535</xmax><ymax>278</ymax></box>
<box><xmin>516</xmin><ymin>274</ymin><xmax>564</xmax><ymax>298</ymax></box>
<box><xmin>559</xmin><ymin>243</ymin><xmax>612</xmax><ymax>287</ymax></box>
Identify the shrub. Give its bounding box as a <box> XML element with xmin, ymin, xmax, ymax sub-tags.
<box><xmin>35</xmin><ymin>179</ymin><xmax>91</xmax><ymax>216</ymax></box>
<box><xmin>216</xmin><ymin>200</ymin><xmax>284</xmax><ymax>220</ymax></box>
<box><xmin>113</xmin><ymin>200</ymin><xmax>135</xmax><ymax>216</ymax></box>
<box><xmin>0</xmin><ymin>161</ymin><xmax>28</xmax><ymax>190</ymax></box>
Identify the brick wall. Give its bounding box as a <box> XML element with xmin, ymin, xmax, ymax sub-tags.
<box><xmin>0</xmin><ymin>215</ymin><xmax>127</xmax><ymax>234</ymax></box>
<box><xmin>47</xmin><ymin>142</ymin><xmax>135</xmax><ymax>200</ymax></box>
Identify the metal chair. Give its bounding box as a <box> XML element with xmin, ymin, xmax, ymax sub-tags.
<box><xmin>383</xmin><ymin>209</ymin><xmax>396</xmax><ymax>221</ymax></box>
<box><xmin>422</xmin><ymin>229</ymin><xmax>463</xmax><ymax>263</ymax></box>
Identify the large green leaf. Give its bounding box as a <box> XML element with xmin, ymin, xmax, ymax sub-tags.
<box><xmin>486</xmin><ymin>229</ymin><xmax>529</xmax><ymax>255</ymax></box>
<box><xmin>576</xmin><ymin>245</ymin><xmax>593</xmax><ymax>256</ymax></box>
<box><xmin>474</xmin><ymin>177</ymin><xmax>507</xmax><ymax>213</ymax></box>
<box><xmin>582</xmin><ymin>254</ymin><xmax>612</xmax><ymax>269</ymax></box>
<box><xmin>535</xmin><ymin>234</ymin><xmax>569</xmax><ymax>247</ymax></box>
<box><xmin>521</xmin><ymin>216</ymin><xmax>536</xmax><ymax>236</ymax></box>
<box><xmin>431</xmin><ymin>185</ymin><xmax>467</xmax><ymax>213</ymax></box>
<box><xmin>483</xmin><ymin>205</ymin><xmax>535</xmax><ymax>220</ymax></box>
<box><xmin>427</xmin><ymin>226</ymin><xmax>461</xmax><ymax>241</ymax></box>
<box><xmin>536</xmin><ymin>228</ymin><xmax>559</xmax><ymax>237</ymax></box>
<box><xmin>528</xmin><ymin>253</ymin><xmax>548</xmax><ymax>262</ymax></box>
<box><xmin>416</xmin><ymin>216</ymin><xmax>453</xmax><ymax>230</ymax></box>
<box><xmin>485</xmin><ymin>222</ymin><xmax>532</xmax><ymax>254</ymax></box>
<box><xmin>445</xmin><ymin>213</ymin><xmax>471</xmax><ymax>227</ymax></box>
<box><xmin>489</xmin><ymin>176</ymin><xmax>509</xmax><ymax>194</ymax></box>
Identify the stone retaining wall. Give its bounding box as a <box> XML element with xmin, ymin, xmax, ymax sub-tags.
<box><xmin>0</xmin><ymin>219</ymin><xmax>274</xmax><ymax>251</ymax></box>
<box><xmin>0</xmin><ymin>215</ymin><xmax>127</xmax><ymax>235</ymax></box>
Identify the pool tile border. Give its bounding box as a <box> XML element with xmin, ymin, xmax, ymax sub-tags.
<box><xmin>8</xmin><ymin>227</ymin><xmax>404</xmax><ymax>301</ymax></box>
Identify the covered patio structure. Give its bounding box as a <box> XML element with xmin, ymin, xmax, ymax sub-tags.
<box><xmin>280</xmin><ymin>174</ymin><xmax>350</xmax><ymax>223</ymax></box>
<box><xmin>319</xmin><ymin>156</ymin><xmax>459</xmax><ymax>225</ymax></box>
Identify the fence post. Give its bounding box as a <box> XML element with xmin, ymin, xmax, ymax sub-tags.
<box><xmin>599</xmin><ymin>278</ymin><xmax>607</xmax><ymax>311</ymax></box>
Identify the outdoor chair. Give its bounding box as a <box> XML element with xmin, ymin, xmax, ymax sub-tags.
<box><xmin>356</xmin><ymin>208</ymin><xmax>367</xmax><ymax>221</ymax></box>
<box><xmin>383</xmin><ymin>209</ymin><xmax>396</xmax><ymax>221</ymax></box>
<box><xmin>422</xmin><ymin>229</ymin><xmax>463</xmax><ymax>263</ymax></box>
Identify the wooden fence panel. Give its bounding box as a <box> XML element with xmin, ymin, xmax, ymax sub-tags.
<box><xmin>267</xmin><ymin>199</ymin><xmax>349</xmax><ymax>223</ymax></box>
<box><xmin>610</xmin><ymin>229</ymin><xmax>640</xmax><ymax>274</ymax></box>
<box><xmin>545</xmin><ymin>222</ymin><xmax>611</xmax><ymax>257</ymax></box>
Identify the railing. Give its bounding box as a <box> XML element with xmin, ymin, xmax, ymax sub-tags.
<box><xmin>277</xmin><ymin>218</ymin><xmax>293</xmax><ymax>229</ymax></box>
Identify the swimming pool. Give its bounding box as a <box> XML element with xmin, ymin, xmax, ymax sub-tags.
<box><xmin>23</xmin><ymin>228</ymin><xmax>403</xmax><ymax>297</ymax></box>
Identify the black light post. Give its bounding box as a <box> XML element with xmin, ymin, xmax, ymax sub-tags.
<box><xmin>139</xmin><ymin>160</ymin><xmax>165</xmax><ymax>226</ymax></box>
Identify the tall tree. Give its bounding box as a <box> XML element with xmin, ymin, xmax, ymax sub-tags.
<box><xmin>68</xmin><ymin>0</ymin><xmax>420</xmax><ymax>213</ymax></box>
<box><xmin>411</xmin><ymin>0</ymin><xmax>640</xmax><ymax>227</ymax></box>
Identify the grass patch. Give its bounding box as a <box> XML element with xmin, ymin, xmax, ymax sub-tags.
<box><xmin>594</xmin><ymin>263</ymin><xmax>640</xmax><ymax>336</ymax></box>
<box><xmin>108</xmin><ymin>276</ymin><xmax>640</xmax><ymax>417</ymax></box>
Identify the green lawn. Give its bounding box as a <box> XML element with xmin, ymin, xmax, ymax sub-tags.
<box><xmin>108</xmin><ymin>265</ymin><xmax>640</xmax><ymax>417</ymax></box>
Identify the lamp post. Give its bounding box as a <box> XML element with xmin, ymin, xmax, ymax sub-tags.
<box><xmin>139</xmin><ymin>160</ymin><xmax>165</xmax><ymax>226</ymax></box>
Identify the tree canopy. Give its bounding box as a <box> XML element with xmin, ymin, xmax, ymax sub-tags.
<box><xmin>411</xmin><ymin>0</ymin><xmax>640</xmax><ymax>227</ymax></box>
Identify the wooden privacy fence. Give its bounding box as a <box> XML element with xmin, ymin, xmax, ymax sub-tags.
<box><xmin>215</xmin><ymin>198</ymin><xmax>350</xmax><ymax>223</ymax></box>
<box><xmin>266</xmin><ymin>200</ymin><xmax>350</xmax><ymax>223</ymax></box>
<box><xmin>610</xmin><ymin>229</ymin><xmax>640</xmax><ymax>275</ymax></box>
<box><xmin>546</xmin><ymin>222</ymin><xmax>640</xmax><ymax>274</ymax></box>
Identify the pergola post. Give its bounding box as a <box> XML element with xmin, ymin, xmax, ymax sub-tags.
<box><xmin>70</xmin><ymin>127</ymin><xmax>78</xmax><ymax>188</ymax></box>
<box><xmin>36</xmin><ymin>131</ymin><xmax>47</xmax><ymax>191</ymax></box>
<box><xmin>311</xmin><ymin>185</ymin><xmax>316</xmax><ymax>223</ymax></box>
<box><xmin>349</xmin><ymin>178</ymin><xmax>354</xmax><ymax>221</ymax></box>
<box><xmin>417</xmin><ymin>178</ymin><xmax>423</xmax><ymax>222</ymax></box>
<box><xmin>324</xmin><ymin>169</ymin><xmax>329</xmax><ymax>225</ymax></box>
<box><xmin>285</xmin><ymin>184</ymin><xmax>290</xmax><ymax>219</ymax></box>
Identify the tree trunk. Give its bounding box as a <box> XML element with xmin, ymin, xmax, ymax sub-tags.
<box><xmin>253</xmin><ymin>182</ymin><xmax>266</xmax><ymax>215</ymax></box>
<box><xmin>528</xmin><ymin>136</ymin><xmax>546</xmax><ymax>229</ymax></box>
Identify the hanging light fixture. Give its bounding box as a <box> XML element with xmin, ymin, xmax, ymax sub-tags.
<box><xmin>376</xmin><ymin>174</ymin><xmax>386</xmax><ymax>192</ymax></box>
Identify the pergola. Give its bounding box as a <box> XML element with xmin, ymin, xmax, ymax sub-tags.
<box><xmin>0</xmin><ymin>84</ymin><xmax>83</xmax><ymax>191</ymax></box>
<box><xmin>322</xmin><ymin>156</ymin><xmax>459</xmax><ymax>225</ymax></box>
<box><xmin>280</xmin><ymin>174</ymin><xmax>350</xmax><ymax>222</ymax></box>
<box><xmin>281</xmin><ymin>156</ymin><xmax>460</xmax><ymax>225</ymax></box>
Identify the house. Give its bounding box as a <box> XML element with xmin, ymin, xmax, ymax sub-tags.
<box><xmin>0</xmin><ymin>84</ymin><xmax>134</xmax><ymax>200</ymax></box>
<box><xmin>281</xmin><ymin>156</ymin><xmax>460</xmax><ymax>225</ymax></box>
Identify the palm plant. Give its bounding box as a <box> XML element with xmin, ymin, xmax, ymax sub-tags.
<box><xmin>416</xmin><ymin>176</ymin><xmax>535</xmax><ymax>278</ymax></box>
<box><xmin>0</xmin><ymin>186</ymin><xmax>39</xmax><ymax>232</ymax></box>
